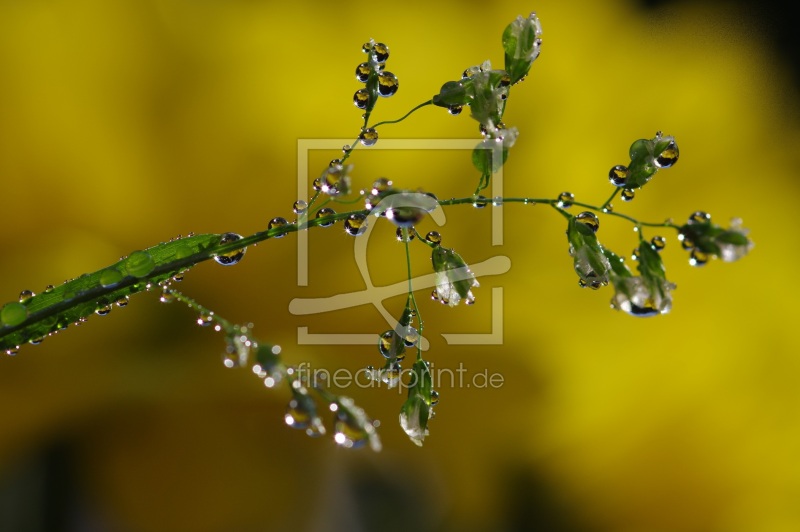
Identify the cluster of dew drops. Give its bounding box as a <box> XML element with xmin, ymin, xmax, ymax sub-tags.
<box><xmin>353</xmin><ymin>39</ymin><xmax>399</xmax><ymax>148</ymax></box>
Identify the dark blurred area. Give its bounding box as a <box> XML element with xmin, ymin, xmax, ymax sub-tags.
<box><xmin>640</xmin><ymin>0</ymin><xmax>800</xmax><ymax>88</ymax></box>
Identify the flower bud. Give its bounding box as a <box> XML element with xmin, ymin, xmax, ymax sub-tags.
<box><xmin>431</xmin><ymin>247</ymin><xmax>479</xmax><ymax>306</ymax></box>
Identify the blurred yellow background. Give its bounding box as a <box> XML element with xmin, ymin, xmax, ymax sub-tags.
<box><xmin>0</xmin><ymin>0</ymin><xmax>798</xmax><ymax>531</ymax></box>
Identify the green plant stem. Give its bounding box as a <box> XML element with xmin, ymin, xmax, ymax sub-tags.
<box><xmin>372</xmin><ymin>100</ymin><xmax>433</xmax><ymax>128</ymax></box>
<box><xmin>0</xmin><ymin>194</ymin><xmax>678</xmax><ymax>350</ymax></box>
<box><xmin>602</xmin><ymin>188</ymin><xmax>619</xmax><ymax>210</ymax></box>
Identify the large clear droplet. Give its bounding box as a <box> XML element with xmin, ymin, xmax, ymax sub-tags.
<box><xmin>316</xmin><ymin>207</ymin><xmax>336</xmax><ymax>227</ymax></box>
<box><xmin>425</xmin><ymin>231</ymin><xmax>442</xmax><ymax>246</ymax></box>
<box><xmin>378</xmin><ymin>330</ymin><xmax>404</xmax><ymax>359</ymax></box>
<box><xmin>651</xmin><ymin>236</ymin><xmax>666</xmax><ymax>251</ymax></box>
<box><xmin>95</xmin><ymin>300</ymin><xmax>112</xmax><ymax>316</ymax></box>
<box><xmin>371</xmin><ymin>42</ymin><xmax>389</xmax><ymax>63</ymax></box>
<box><xmin>99</xmin><ymin>268</ymin><xmax>123</xmax><ymax>288</ymax></box>
<box><xmin>18</xmin><ymin>290</ymin><xmax>35</xmax><ymax>304</ymax></box>
<box><xmin>355</xmin><ymin>62</ymin><xmax>370</xmax><ymax>83</ymax></box>
<box><xmin>608</xmin><ymin>165</ymin><xmax>628</xmax><ymax>187</ymax></box>
<box><xmin>126</xmin><ymin>250</ymin><xmax>155</xmax><ymax>277</ymax></box>
<box><xmin>293</xmin><ymin>200</ymin><xmax>308</xmax><ymax>215</ymax></box>
<box><xmin>353</xmin><ymin>89</ymin><xmax>369</xmax><ymax>109</ymax></box>
<box><xmin>557</xmin><ymin>191</ymin><xmax>574</xmax><ymax>208</ymax></box>
<box><xmin>268</xmin><ymin>217</ymin><xmax>288</xmax><ymax>237</ymax></box>
<box><xmin>377</xmin><ymin>72</ymin><xmax>398</xmax><ymax>97</ymax></box>
<box><xmin>1</xmin><ymin>302</ymin><xmax>28</xmax><ymax>327</ymax></box>
<box><xmin>360</xmin><ymin>128</ymin><xmax>378</xmax><ymax>146</ymax></box>
<box><xmin>344</xmin><ymin>213</ymin><xmax>368</xmax><ymax>236</ymax></box>
<box><xmin>689</xmin><ymin>211</ymin><xmax>711</xmax><ymax>224</ymax></box>
<box><xmin>396</xmin><ymin>227</ymin><xmax>415</xmax><ymax>242</ymax></box>
<box><xmin>689</xmin><ymin>249</ymin><xmax>709</xmax><ymax>267</ymax></box>
<box><xmin>214</xmin><ymin>233</ymin><xmax>246</xmax><ymax>266</ymax></box>
<box><xmin>575</xmin><ymin>211</ymin><xmax>600</xmax><ymax>233</ymax></box>
<box><xmin>653</xmin><ymin>137</ymin><xmax>679</xmax><ymax>168</ymax></box>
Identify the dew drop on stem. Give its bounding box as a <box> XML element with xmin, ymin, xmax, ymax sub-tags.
<box><xmin>293</xmin><ymin>200</ymin><xmax>308</xmax><ymax>215</ymax></box>
<box><xmin>557</xmin><ymin>192</ymin><xmax>574</xmax><ymax>208</ymax></box>
<box><xmin>315</xmin><ymin>208</ymin><xmax>337</xmax><ymax>227</ymax></box>
<box><xmin>268</xmin><ymin>217</ymin><xmax>289</xmax><ymax>237</ymax></box>
<box><xmin>213</xmin><ymin>233</ymin><xmax>246</xmax><ymax>266</ymax></box>
<box><xmin>344</xmin><ymin>213</ymin><xmax>368</xmax><ymax>236</ymax></box>
<box><xmin>360</xmin><ymin>128</ymin><xmax>378</xmax><ymax>147</ymax></box>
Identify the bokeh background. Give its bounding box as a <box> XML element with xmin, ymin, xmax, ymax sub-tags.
<box><xmin>1</xmin><ymin>0</ymin><xmax>798</xmax><ymax>531</ymax></box>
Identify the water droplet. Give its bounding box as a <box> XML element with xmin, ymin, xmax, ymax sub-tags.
<box><xmin>344</xmin><ymin>213</ymin><xmax>368</xmax><ymax>236</ymax></box>
<box><xmin>197</xmin><ymin>312</ymin><xmax>214</xmax><ymax>326</ymax></box>
<box><xmin>472</xmin><ymin>195</ymin><xmax>488</xmax><ymax>208</ymax></box>
<box><xmin>492</xmin><ymin>196</ymin><xmax>504</xmax><ymax>206</ymax></box>
<box><xmin>316</xmin><ymin>207</ymin><xmax>336</xmax><ymax>227</ymax></box>
<box><xmin>353</xmin><ymin>89</ymin><xmax>369</xmax><ymax>109</ymax></box>
<box><xmin>355</xmin><ymin>62</ymin><xmax>370</xmax><ymax>83</ymax></box>
<box><xmin>425</xmin><ymin>231</ymin><xmax>442</xmax><ymax>246</ymax></box>
<box><xmin>95</xmin><ymin>300</ymin><xmax>112</xmax><ymax>316</ymax></box>
<box><xmin>557</xmin><ymin>191</ymin><xmax>574</xmax><ymax>208</ymax></box>
<box><xmin>29</xmin><ymin>336</ymin><xmax>44</xmax><ymax>345</ymax></box>
<box><xmin>126</xmin><ymin>250</ymin><xmax>155</xmax><ymax>277</ymax></box>
<box><xmin>159</xmin><ymin>287</ymin><xmax>175</xmax><ymax>304</ymax></box>
<box><xmin>377</xmin><ymin>71</ymin><xmax>398</xmax><ymax>97</ymax></box>
<box><xmin>381</xmin><ymin>361</ymin><xmax>402</xmax><ymax>387</ymax></box>
<box><xmin>18</xmin><ymin>290</ymin><xmax>35</xmax><ymax>304</ymax></box>
<box><xmin>172</xmin><ymin>271</ymin><xmax>185</xmax><ymax>283</ymax></box>
<box><xmin>430</xmin><ymin>289</ymin><xmax>440</xmax><ymax>302</ymax></box>
<box><xmin>329</xmin><ymin>159</ymin><xmax>342</xmax><ymax>167</ymax></box>
<box><xmin>603</xmin><ymin>204</ymin><xmax>614</xmax><ymax>213</ymax></box>
<box><xmin>99</xmin><ymin>268</ymin><xmax>124</xmax><ymax>288</ymax></box>
<box><xmin>293</xmin><ymin>200</ymin><xmax>308</xmax><ymax>215</ymax></box>
<box><xmin>371</xmin><ymin>42</ymin><xmax>389</xmax><ymax>63</ymax></box>
<box><xmin>1</xmin><ymin>302</ymin><xmax>28</xmax><ymax>326</ymax></box>
<box><xmin>651</xmin><ymin>236</ymin><xmax>666</xmax><ymax>251</ymax></box>
<box><xmin>689</xmin><ymin>211</ymin><xmax>711</xmax><ymax>224</ymax></box>
<box><xmin>396</xmin><ymin>227</ymin><xmax>415</xmax><ymax>242</ymax></box>
<box><xmin>268</xmin><ymin>217</ymin><xmax>289</xmax><ymax>237</ymax></box>
<box><xmin>115</xmin><ymin>296</ymin><xmax>129</xmax><ymax>308</ymax></box>
<box><xmin>448</xmin><ymin>105</ymin><xmax>463</xmax><ymax>115</ymax></box>
<box><xmin>312</xmin><ymin>177</ymin><xmax>323</xmax><ymax>192</ymax></box>
<box><xmin>621</xmin><ymin>189</ymin><xmax>635</xmax><ymax>202</ymax></box>
<box><xmin>360</xmin><ymin>128</ymin><xmax>378</xmax><ymax>146</ymax></box>
<box><xmin>362</xmin><ymin>41</ymin><xmax>373</xmax><ymax>52</ymax></box>
<box><xmin>214</xmin><ymin>233</ymin><xmax>246</xmax><ymax>266</ymax></box>
<box><xmin>403</xmin><ymin>326</ymin><xmax>419</xmax><ymax>347</ymax></box>
<box><xmin>689</xmin><ymin>249</ymin><xmax>709</xmax><ymax>267</ymax></box>
<box><xmin>378</xmin><ymin>330</ymin><xmax>404</xmax><ymax>359</ymax></box>
<box><xmin>334</xmin><ymin>412</ymin><xmax>371</xmax><ymax>449</ymax></box>
<box><xmin>608</xmin><ymin>165</ymin><xmax>628</xmax><ymax>187</ymax></box>
<box><xmin>43</xmin><ymin>285</ymin><xmax>54</xmax><ymax>294</ymax></box>
<box><xmin>499</xmin><ymin>72</ymin><xmax>511</xmax><ymax>87</ymax></box>
<box><xmin>285</xmin><ymin>398</ymin><xmax>314</xmax><ymax>429</ymax></box>
<box><xmin>5</xmin><ymin>346</ymin><xmax>19</xmax><ymax>356</ymax></box>
<box><xmin>430</xmin><ymin>390</ymin><xmax>440</xmax><ymax>406</ymax></box>
<box><xmin>653</xmin><ymin>137</ymin><xmax>679</xmax><ymax>168</ymax></box>
<box><xmin>575</xmin><ymin>211</ymin><xmax>600</xmax><ymax>233</ymax></box>
<box><xmin>371</xmin><ymin>178</ymin><xmax>392</xmax><ymax>195</ymax></box>
<box><xmin>342</xmin><ymin>144</ymin><xmax>351</xmax><ymax>153</ymax></box>
<box><xmin>679</xmin><ymin>233</ymin><xmax>695</xmax><ymax>250</ymax></box>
